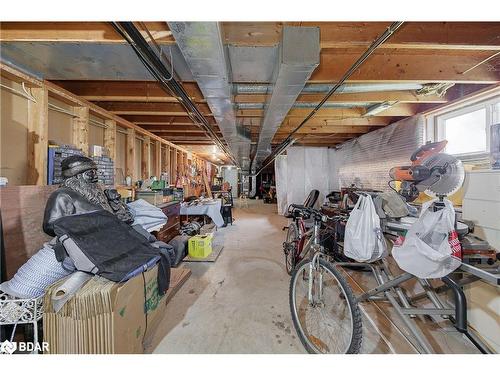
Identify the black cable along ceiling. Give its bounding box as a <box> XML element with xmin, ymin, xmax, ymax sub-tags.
<box><xmin>255</xmin><ymin>21</ymin><xmax>405</xmax><ymax>176</ymax></box>
<box><xmin>111</xmin><ymin>22</ymin><xmax>237</xmax><ymax>165</ymax></box>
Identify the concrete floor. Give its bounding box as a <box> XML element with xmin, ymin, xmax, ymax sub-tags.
<box><xmin>154</xmin><ymin>199</ymin><xmax>304</xmax><ymax>353</ymax></box>
<box><xmin>154</xmin><ymin>200</ymin><xmax>480</xmax><ymax>354</ymax></box>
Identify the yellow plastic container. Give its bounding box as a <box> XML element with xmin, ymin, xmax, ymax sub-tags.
<box><xmin>188</xmin><ymin>234</ymin><xmax>213</xmax><ymax>258</ymax></box>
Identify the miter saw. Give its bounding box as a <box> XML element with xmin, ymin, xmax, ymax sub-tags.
<box><xmin>389</xmin><ymin>140</ymin><xmax>465</xmax><ymax>202</ymax></box>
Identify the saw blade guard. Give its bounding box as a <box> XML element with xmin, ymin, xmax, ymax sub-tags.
<box><xmin>421</xmin><ymin>153</ymin><xmax>465</xmax><ymax>198</ymax></box>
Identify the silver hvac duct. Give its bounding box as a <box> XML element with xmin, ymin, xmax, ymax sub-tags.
<box><xmin>168</xmin><ymin>22</ymin><xmax>251</xmax><ymax>171</ymax></box>
<box><xmin>251</xmin><ymin>27</ymin><xmax>320</xmax><ymax>172</ymax></box>
<box><xmin>236</xmin><ymin>102</ymin><xmax>373</xmax><ymax>110</ymax></box>
<box><xmin>234</xmin><ymin>82</ymin><xmax>424</xmax><ymax>94</ymax></box>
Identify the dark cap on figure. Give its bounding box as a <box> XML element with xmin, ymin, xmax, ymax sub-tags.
<box><xmin>61</xmin><ymin>155</ymin><xmax>97</xmax><ymax>178</ymax></box>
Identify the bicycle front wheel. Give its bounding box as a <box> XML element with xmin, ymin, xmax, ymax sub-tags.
<box><xmin>284</xmin><ymin>222</ymin><xmax>299</xmax><ymax>275</ymax></box>
<box><xmin>289</xmin><ymin>259</ymin><xmax>362</xmax><ymax>354</ymax></box>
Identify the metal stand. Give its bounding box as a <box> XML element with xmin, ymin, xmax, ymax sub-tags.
<box><xmin>0</xmin><ymin>293</ymin><xmax>44</xmax><ymax>354</ymax></box>
<box><xmin>334</xmin><ymin>258</ymin><xmax>495</xmax><ymax>354</ymax></box>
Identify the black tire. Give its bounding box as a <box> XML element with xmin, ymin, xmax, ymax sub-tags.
<box><xmin>284</xmin><ymin>222</ymin><xmax>298</xmax><ymax>275</ymax></box>
<box><xmin>289</xmin><ymin>258</ymin><xmax>362</xmax><ymax>354</ymax></box>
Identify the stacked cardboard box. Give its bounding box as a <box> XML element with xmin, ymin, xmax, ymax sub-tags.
<box><xmin>48</xmin><ymin>145</ymin><xmax>84</xmax><ymax>185</ymax></box>
<box><xmin>43</xmin><ymin>265</ymin><xmax>171</xmax><ymax>354</ymax></box>
<box><xmin>91</xmin><ymin>155</ymin><xmax>114</xmax><ymax>187</ymax></box>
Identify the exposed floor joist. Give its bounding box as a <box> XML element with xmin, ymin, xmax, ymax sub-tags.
<box><xmin>3</xmin><ymin>21</ymin><xmax>497</xmax><ymax>158</ymax></box>
<box><xmin>4</xmin><ymin>22</ymin><xmax>499</xmax><ymax>52</ymax></box>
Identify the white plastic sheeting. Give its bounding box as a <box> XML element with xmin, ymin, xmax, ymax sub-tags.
<box><xmin>275</xmin><ymin>147</ymin><xmax>335</xmax><ymax>214</ymax></box>
<box><xmin>275</xmin><ymin>155</ymin><xmax>288</xmax><ymax>215</ymax></box>
<box><xmin>331</xmin><ymin>116</ymin><xmax>424</xmax><ymax>191</ymax></box>
<box><xmin>275</xmin><ymin>116</ymin><xmax>424</xmax><ymax>215</ymax></box>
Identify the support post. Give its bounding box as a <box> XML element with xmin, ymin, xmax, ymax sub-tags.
<box><xmin>155</xmin><ymin>140</ymin><xmax>161</xmax><ymax>177</ymax></box>
<box><xmin>126</xmin><ymin>128</ymin><xmax>136</xmax><ymax>181</ymax></box>
<box><xmin>72</xmin><ymin>106</ymin><xmax>90</xmax><ymax>155</ymax></box>
<box><xmin>27</xmin><ymin>86</ymin><xmax>48</xmax><ymax>185</ymax></box>
<box><xmin>104</xmin><ymin>119</ymin><xmax>117</xmax><ymax>161</ymax></box>
<box><xmin>141</xmin><ymin>136</ymin><xmax>151</xmax><ymax>179</ymax></box>
<box><xmin>164</xmin><ymin>145</ymin><xmax>170</xmax><ymax>182</ymax></box>
<box><xmin>172</xmin><ymin>149</ymin><xmax>177</xmax><ymax>185</ymax></box>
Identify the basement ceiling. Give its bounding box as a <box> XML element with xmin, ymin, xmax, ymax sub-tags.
<box><xmin>227</xmin><ymin>46</ymin><xmax>278</xmax><ymax>82</ymax></box>
<box><xmin>1</xmin><ymin>21</ymin><xmax>499</xmax><ymax>167</ymax></box>
<box><xmin>0</xmin><ymin>42</ymin><xmax>194</xmax><ymax>81</ymax></box>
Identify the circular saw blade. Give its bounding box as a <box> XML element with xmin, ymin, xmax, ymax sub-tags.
<box><xmin>421</xmin><ymin>153</ymin><xmax>465</xmax><ymax>197</ymax></box>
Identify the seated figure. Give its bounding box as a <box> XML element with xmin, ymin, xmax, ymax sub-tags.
<box><xmin>43</xmin><ymin>155</ymin><xmax>133</xmax><ymax>236</ymax></box>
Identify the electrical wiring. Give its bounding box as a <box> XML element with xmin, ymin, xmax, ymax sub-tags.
<box><xmin>255</xmin><ymin>21</ymin><xmax>405</xmax><ymax>176</ymax></box>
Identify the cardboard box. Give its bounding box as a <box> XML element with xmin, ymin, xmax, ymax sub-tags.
<box><xmin>43</xmin><ymin>265</ymin><xmax>167</xmax><ymax>354</ymax></box>
<box><xmin>136</xmin><ymin>191</ymin><xmax>164</xmax><ymax>206</ymax></box>
<box><xmin>188</xmin><ymin>234</ymin><xmax>213</xmax><ymax>258</ymax></box>
<box><xmin>199</xmin><ymin>223</ymin><xmax>216</xmax><ymax>235</ymax></box>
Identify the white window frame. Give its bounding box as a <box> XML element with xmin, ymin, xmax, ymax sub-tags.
<box><xmin>429</xmin><ymin>93</ymin><xmax>500</xmax><ymax>162</ymax></box>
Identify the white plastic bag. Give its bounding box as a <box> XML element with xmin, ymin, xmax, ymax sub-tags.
<box><xmin>392</xmin><ymin>198</ymin><xmax>462</xmax><ymax>279</ymax></box>
<box><xmin>344</xmin><ymin>194</ymin><xmax>387</xmax><ymax>262</ymax></box>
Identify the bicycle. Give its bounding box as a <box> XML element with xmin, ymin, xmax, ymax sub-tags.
<box><xmin>287</xmin><ymin>200</ymin><xmax>495</xmax><ymax>354</ymax></box>
<box><xmin>286</xmin><ymin>204</ymin><xmax>363</xmax><ymax>354</ymax></box>
<box><xmin>283</xmin><ymin>205</ymin><xmax>308</xmax><ymax>275</ymax></box>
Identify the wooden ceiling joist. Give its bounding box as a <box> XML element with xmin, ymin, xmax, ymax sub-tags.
<box><xmin>235</xmin><ymin>90</ymin><xmax>449</xmax><ymax>104</ymax></box>
<box><xmin>222</xmin><ymin>22</ymin><xmax>500</xmax><ymax>51</ymax></box>
<box><xmin>0</xmin><ymin>22</ymin><xmax>175</xmax><ymax>44</ymax></box>
<box><xmin>271</xmin><ymin>126</ymin><xmax>375</xmax><ymax>135</ymax></box>
<box><xmin>279</xmin><ymin>116</ymin><xmax>394</xmax><ymax>127</ymax></box>
<box><xmin>140</xmin><ymin>124</ymin><xmax>211</xmax><ymax>133</ymax></box>
<box><xmin>235</xmin><ymin>103</ymin><xmax>419</xmax><ymax>118</ymax></box>
<box><xmin>4</xmin><ymin>22</ymin><xmax>499</xmax><ymax>53</ymax></box>
<box><xmin>168</xmin><ymin>140</ymin><xmax>217</xmax><ymax>145</ymax></box>
<box><xmin>311</xmin><ymin>50</ymin><xmax>500</xmax><ymax>83</ymax></box>
<box><xmin>140</xmin><ymin>124</ymin><xmax>210</xmax><ymax>129</ymax></box>
<box><xmin>121</xmin><ymin>115</ymin><xmax>216</xmax><ymax>124</ymax></box>
<box><xmin>91</xmin><ymin>101</ymin><xmax>212</xmax><ymax>114</ymax></box>
<box><xmin>153</xmin><ymin>131</ymin><xmax>223</xmax><ymax>137</ymax></box>
<box><xmin>52</xmin><ymin>80</ymin><xmax>204</xmax><ymax>101</ymax></box>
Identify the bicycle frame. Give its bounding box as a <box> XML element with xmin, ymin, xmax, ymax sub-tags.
<box><xmin>302</xmin><ymin>218</ymin><xmax>326</xmax><ymax>304</ymax></box>
<box><xmin>286</xmin><ymin>215</ymin><xmax>313</xmax><ymax>265</ymax></box>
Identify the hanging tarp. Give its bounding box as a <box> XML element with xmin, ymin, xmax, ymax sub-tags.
<box><xmin>274</xmin><ymin>116</ymin><xmax>424</xmax><ymax>215</ymax></box>
<box><xmin>304</xmin><ymin>147</ymin><xmax>330</xmax><ymax>207</ymax></box>
<box><xmin>275</xmin><ymin>155</ymin><xmax>288</xmax><ymax>215</ymax></box>
<box><xmin>278</xmin><ymin>147</ymin><xmax>332</xmax><ymax>213</ymax></box>
<box><xmin>333</xmin><ymin>116</ymin><xmax>424</xmax><ymax>191</ymax></box>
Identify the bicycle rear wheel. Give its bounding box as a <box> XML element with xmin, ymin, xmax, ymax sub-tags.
<box><xmin>289</xmin><ymin>258</ymin><xmax>362</xmax><ymax>354</ymax></box>
<box><xmin>284</xmin><ymin>222</ymin><xmax>299</xmax><ymax>275</ymax></box>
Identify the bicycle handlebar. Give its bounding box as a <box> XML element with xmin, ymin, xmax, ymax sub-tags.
<box><xmin>287</xmin><ymin>204</ymin><xmax>346</xmax><ymax>223</ymax></box>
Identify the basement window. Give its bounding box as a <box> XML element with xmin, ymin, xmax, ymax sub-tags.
<box><xmin>442</xmin><ymin>107</ymin><xmax>487</xmax><ymax>155</ymax></box>
<box><xmin>436</xmin><ymin>96</ymin><xmax>500</xmax><ymax>159</ymax></box>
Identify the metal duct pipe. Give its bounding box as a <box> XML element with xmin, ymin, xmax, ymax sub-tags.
<box><xmin>249</xmin><ymin>175</ymin><xmax>257</xmax><ymax>198</ymax></box>
<box><xmin>168</xmin><ymin>22</ymin><xmax>251</xmax><ymax>171</ymax></box>
<box><xmin>111</xmin><ymin>22</ymin><xmax>237</xmax><ymax>164</ymax></box>
<box><xmin>255</xmin><ymin>21</ymin><xmax>405</xmax><ymax>176</ymax></box>
<box><xmin>252</xmin><ymin>26</ymin><xmax>320</xmax><ymax>172</ymax></box>
<box><xmin>236</xmin><ymin>102</ymin><xmax>372</xmax><ymax>110</ymax></box>
<box><xmin>234</xmin><ymin>82</ymin><xmax>424</xmax><ymax>94</ymax></box>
